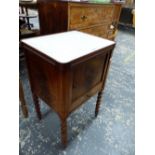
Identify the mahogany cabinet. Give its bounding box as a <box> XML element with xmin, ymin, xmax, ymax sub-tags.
<box><xmin>21</xmin><ymin>31</ymin><xmax>115</xmax><ymax>146</ymax></box>
<box><xmin>38</xmin><ymin>0</ymin><xmax>122</xmax><ymax>40</ymax></box>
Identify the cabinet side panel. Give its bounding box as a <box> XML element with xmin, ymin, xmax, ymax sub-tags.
<box><xmin>25</xmin><ymin>49</ymin><xmax>59</xmax><ymax>112</ymax></box>
<box><xmin>113</xmin><ymin>4</ymin><xmax>122</xmax><ymax>22</ymax></box>
<box><xmin>108</xmin><ymin>4</ymin><xmax>122</xmax><ymax>40</ymax></box>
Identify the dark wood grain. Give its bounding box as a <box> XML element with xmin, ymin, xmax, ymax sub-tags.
<box><xmin>38</xmin><ymin>1</ymin><xmax>68</xmax><ymax>35</ymax></box>
<box><xmin>37</xmin><ymin>0</ymin><xmax>122</xmax><ymax>40</ymax></box>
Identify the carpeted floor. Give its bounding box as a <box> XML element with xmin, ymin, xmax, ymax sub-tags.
<box><xmin>19</xmin><ymin>29</ymin><xmax>135</xmax><ymax>155</ymax></box>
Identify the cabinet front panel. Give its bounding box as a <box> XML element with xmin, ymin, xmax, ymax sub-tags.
<box><xmin>69</xmin><ymin>4</ymin><xmax>114</xmax><ymax>29</ymax></box>
<box><xmin>71</xmin><ymin>53</ymin><xmax>107</xmax><ymax>102</ymax></box>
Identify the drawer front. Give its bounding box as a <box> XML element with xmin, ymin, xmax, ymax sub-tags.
<box><xmin>69</xmin><ymin>3</ymin><xmax>114</xmax><ymax>29</ymax></box>
<box><xmin>79</xmin><ymin>24</ymin><xmax>109</xmax><ymax>38</ymax></box>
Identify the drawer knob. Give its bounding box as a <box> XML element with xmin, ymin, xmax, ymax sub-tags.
<box><xmin>110</xmin><ymin>21</ymin><xmax>118</xmax><ymax>30</ymax></box>
<box><xmin>81</xmin><ymin>15</ymin><xmax>87</xmax><ymax>20</ymax></box>
<box><xmin>110</xmin><ymin>24</ymin><xmax>115</xmax><ymax>30</ymax></box>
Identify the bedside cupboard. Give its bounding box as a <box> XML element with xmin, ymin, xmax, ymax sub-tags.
<box><xmin>21</xmin><ymin>31</ymin><xmax>115</xmax><ymax>146</ymax></box>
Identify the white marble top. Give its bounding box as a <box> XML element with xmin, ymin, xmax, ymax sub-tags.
<box><xmin>22</xmin><ymin>31</ymin><xmax>115</xmax><ymax>63</ymax></box>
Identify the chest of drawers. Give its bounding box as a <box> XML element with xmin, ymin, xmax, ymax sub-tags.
<box><xmin>21</xmin><ymin>31</ymin><xmax>115</xmax><ymax>146</ymax></box>
<box><xmin>38</xmin><ymin>0</ymin><xmax>122</xmax><ymax>40</ymax></box>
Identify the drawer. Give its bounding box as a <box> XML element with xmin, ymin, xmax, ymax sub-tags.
<box><xmin>68</xmin><ymin>3</ymin><xmax>114</xmax><ymax>29</ymax></box>
<box><xmin>79</xmin><ymin>24</ymin><xmax>109</xmax><ymax>38</ymax></box>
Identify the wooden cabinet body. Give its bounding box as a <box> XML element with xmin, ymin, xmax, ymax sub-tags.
<box><xmin>23</xmin><ymin>44</ymin><xmax>113</xmax><ymax>117</ymax></box>
<box><xmin>21</xmin><ymin>31</ymin><xmax>115</xmax><ymax>146</ymax></box>
<box><xmin>38</xmin><ymin>0</ymin><xmax>122</xmax><ymax>40</ymax></box>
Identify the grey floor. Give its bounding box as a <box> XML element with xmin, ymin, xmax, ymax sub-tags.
<box><xmin>19</xmin><ymin>28</ymin><xmax>135</xmax><ymax>155</ymax></box>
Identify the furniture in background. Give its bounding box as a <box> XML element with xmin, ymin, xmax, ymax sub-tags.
<box><xmin>119</xmin><ymin>0</ymin><xmax>135</xmax><ymax>27</ymax></box>
<box><xmin>19</xmin><ymin>0</ymin><xmax>38</xmax><ymax>10</ymax></box>
<box><xmin>19</xmin><ymin>9</ymin><xmax>37</xmax><ymax>30</ymax></box>
<box><xmin>21</xmin><ymin>31</ymin><xmax>115</xmax><ymax>146</ymax></box>
<box><xmin>19</xmin><ymin>0</ymin><xmax>39</xmax><ymax>60</ymax></box>
<box><xmin>132</xmin><ymin>9</ymin><xmax>135</xmax><ymax>27</ymax></box>
<box><xmin>123</xmin><ymin>0</ymin><xmax>134</xmax><ymax>7</ymax></box>
<box><xmin>38</xmin><ymin>0</ymin><xmax>122</xmax><ymax>40</ymax></box>
<box><xmin>19</xmin><ymin>0</ymin><xmax>39</xmax><ymax>39</ymax></box>
<box><xmin>19</xmin><ymin>79</ymin><xmax>29</xmax><ymax>118</ymax></box>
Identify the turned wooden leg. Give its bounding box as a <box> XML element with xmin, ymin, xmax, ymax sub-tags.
<box><xmin>61</xmin><ymin>118</ymin><xmax>67</xmax><ymax>147</ymax></box>
<box><xmin>20</xmin><ymin>101</ymin><xmax>29</xmax><ymax>118</ymax></box>
<box><xmin>32</xmin><ymin>93</ymin><xmax>42</xmax><ymax>120</ymax></box>
<box><xmin>19</xmin><ymin>80</ymin><xmax>28</xmax><ymax>118</ymax></box>
<box><xmin>95</xmin><ymin>53</ymin><xmax>112</xmax><ymax>117</ymax></box>
<box><xmin>95</xmin><ymin>90</ymin><xmax>103</xmax><ymax>117</ymax></box>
